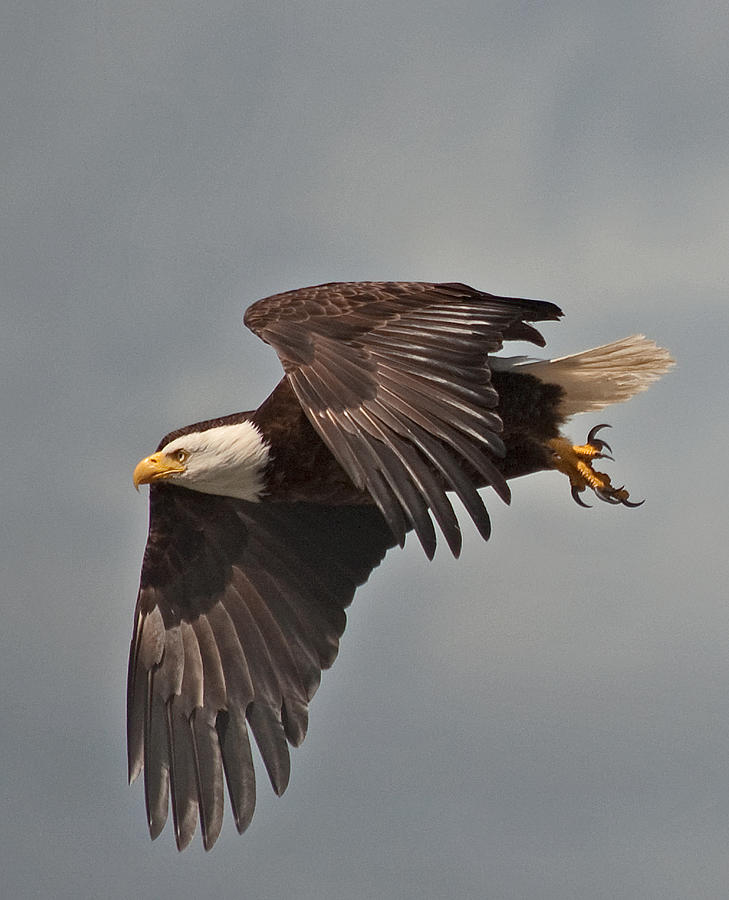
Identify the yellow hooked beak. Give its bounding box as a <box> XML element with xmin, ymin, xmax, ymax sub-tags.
<box><xmin>133</xmin><ymin>453</ymin><xmax>186</xmax><ymax>490</ymax></box>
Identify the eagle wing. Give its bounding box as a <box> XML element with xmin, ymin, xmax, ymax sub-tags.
<box><xmin>245</xmin><ymin>281</ymin><xmax>562</xmax><ymax>557</ymax></box>
<box><xmin>128</xmin><ymin>484</ymin><xmax>397</xmax><ymax>850</ymax></box>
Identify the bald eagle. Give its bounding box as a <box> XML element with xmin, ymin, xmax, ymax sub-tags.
<box><xmin>130</xmin><ymin>281</ymin><xmax>673</xmax><ymax>850</ymax></box>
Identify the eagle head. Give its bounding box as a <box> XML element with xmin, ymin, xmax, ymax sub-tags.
<box><xmin>133</xmin><ymin>420</ymin><xmax>270</xmax><ymax>502</ymax></box>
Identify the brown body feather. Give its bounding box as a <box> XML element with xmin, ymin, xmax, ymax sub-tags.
<box><xmin>251</xmin><ymin>371</ymin><xmax>565</xmax><ymax>502</ymax></box>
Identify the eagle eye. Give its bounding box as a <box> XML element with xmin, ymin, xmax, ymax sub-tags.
<box><xmin>173</xmin><ymin>449</ymin><xmax>188</xmax><ymax>464</ymax></box>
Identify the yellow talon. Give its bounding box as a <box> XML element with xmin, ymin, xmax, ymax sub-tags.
<box><xmin>572</xmin><ymin>443</ymin><xmax>603</xmax><ymax>461</ymax></box>
<box><xmin>547</xmin><ymin>425</ymin><xmax>644</xmax><ymax>509</ymax></box>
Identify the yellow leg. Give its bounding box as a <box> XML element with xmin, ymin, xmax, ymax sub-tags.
<box><xmin>547</xmin><ymin>424</ymin><xmax>644</xmax><ymax>508</ymax></box>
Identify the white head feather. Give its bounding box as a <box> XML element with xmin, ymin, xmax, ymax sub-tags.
<box><xmin>160</xmin><ymin>420</ymin><xmax>270</xmax><ymax>501</ymax></box>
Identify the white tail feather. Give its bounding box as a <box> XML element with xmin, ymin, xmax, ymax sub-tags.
<box><xmin>516</xmin><ymin>335</ymin><xmax>674</xmax><ymax>417</ymax></box>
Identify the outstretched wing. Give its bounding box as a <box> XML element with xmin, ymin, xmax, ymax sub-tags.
<box><xmin>128</xmin><ymin>483</ymin><xmax>397</xmax><ymax>850</ymax></box>
<box><xmin>245</xmin><ymin>281</ymin><xmax>562</xmax><ymax>558</ymax></box>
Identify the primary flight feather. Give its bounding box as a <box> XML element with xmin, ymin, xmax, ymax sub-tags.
<box><xmin>130</xmin><ymin>281</ymin><xmax>673</xmax><ymax>849</ymax></box>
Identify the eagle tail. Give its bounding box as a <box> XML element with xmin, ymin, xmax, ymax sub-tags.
<box><xmin>517</xmin><ymin>334</ymin><xmax>674</xmax><ymax>417</ymax></box>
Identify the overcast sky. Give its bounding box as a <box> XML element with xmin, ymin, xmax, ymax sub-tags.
<box><xmin>2</xmin><ymin>2</ymin><xmax>728</xmax><ymax>898</ymax></box>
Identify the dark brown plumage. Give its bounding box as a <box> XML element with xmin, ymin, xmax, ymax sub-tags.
<box><xmin>129</xmin><ymin>281</ymin><xmax>668</xmax><ymax>850</ymax></box>
<box><xmin>245</xmin><ymin>281</ymin><xmax>562</xmax><ymax>556</ymax></box>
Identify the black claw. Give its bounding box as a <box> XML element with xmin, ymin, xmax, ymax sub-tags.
<box><xmin>587</xmin><ymin>423</ymin><xmax>612</xmax><ymax>454</ymax></box>
<box><xmin>587</xmin><ymin>423</ymin><xmax>611</xmax><ymax>441</ymax></box>
<box><xmin>621</xmin><ymin>497</ymin><xmax>645</xmax><ymax>508</ymax></box>
<box><xmin>571</xmin><ymin>485</ymin><xmax>592</xmax><ymax>508</ymax></box>
<box><xmin>596</xmin><ymin>489</ymin><xmax>621</xmax><ymax>505</ymax></box>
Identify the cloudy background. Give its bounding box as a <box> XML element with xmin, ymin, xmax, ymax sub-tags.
<box><xmin>2</xmin><ymin>2</ymin><xmax>727</xmax><ymax>897</ymax></box>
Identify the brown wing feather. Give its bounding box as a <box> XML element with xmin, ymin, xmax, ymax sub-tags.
<box><xmin>128</xmin><ymin>483</ymin><xmax>397</xmax><ymax>850</ymax></box>
<box><xmin>245</xmin><ymin>281</ymin><xmax>562</xmax><ymax>557</ymax></box>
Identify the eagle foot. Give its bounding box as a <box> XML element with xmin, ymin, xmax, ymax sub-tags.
<box><xmin>547</xmin><ymin>424</ymin><xmax>644</xmax><ymax>509</ymax></box>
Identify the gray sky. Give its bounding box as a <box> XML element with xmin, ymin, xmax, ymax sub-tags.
<box><xmin>2</xmin><ymin>2</ymin><xmax>727</xmax><ymax>898</ymax></box>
